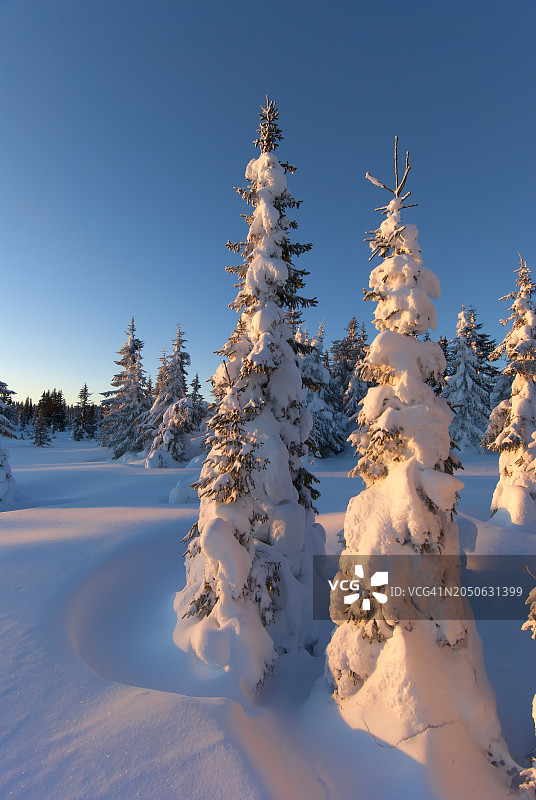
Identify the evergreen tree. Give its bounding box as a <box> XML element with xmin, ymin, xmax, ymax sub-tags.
<box><xmin>442</xmin><ymin>304</ymin><xmax>490</xmax><ymax>450</ymax></box>
<box><xmin>174</xmin><ymin>98</ymin><xmax>325</xmax><ymax>690</ymax></box>
<box><xmin>523</xmin><ymin>578</ymin><xmax>536</xmax><ymax>641</ymax></box>
<box><xmin>342</xmin><ymin>322</ymin><xmax>369</xmax><ymax>418</ymax></box>
<box><xmin>0</xmin><ymin>444</ymin><xmax>17</xmax><ymax>504</ymax></box>
<box><xmin>189</xmin><ymin>373</ymin><xmax>207</xmax><ymax>429</ymax></box>
<box><xmin>146</xmin><ymin>397</ymin><xmax>195</xmax><ymax>467</ymax></box>
<box><xmin>301</xmin><ymin>323</ymin><xmax>347</xmax><ymax>456</ymax></box>
<box><xmin>18</xmin><ymin>398</ymin><xmax>34</xmax><ymax>437</ymax></box>
<box><xmin>72</xmin><ymin>384</ymin><xmax>97</xmax><ymax>440</ymax></box>
<box><xmin>424</xmin><ymin>334</ymin><xmax>452</xmax><ymax>395</ymax></box>
<box><xmin>0</xmin><ymin>380</ymin><xmax>18</xmax><ymax>505</ymax></box>
<box><xmin>466</xmin><ymin>305</ymin><xmax>500</xmax><ymax>409</ymax></box>
<box><xmin>0</xmin><ymin>380</ymin><xmax>17</xmax><ymax>439</ymax></box>
<box><xmin>144</xmin><ymin>322</ymin><xmax>191</xmax><ymax>446</ymax></box>
<box><xmin>32</xmin><ymin>402</ymin><xmax>52</xmax><ymax>447</ymax></box>
<box><xmin>99</xmin><ymin>317</ymin><xmax>151</xmax><ymax>458</ymax></box>
<box><xmin>31</xmin><ymin>389</ymin><xmax>66</xmax><ymax>433</ymax></box>
<box><xmin>154</xmin><ymin>349</ymin><xmax>168</xmax><ymax>397</ymax></box>
<box><xmin>326</xmin><ymin>141</ymin><xmax>516</xmax><ymax>784</ymax></box>
<box><xmin>438</xmin><ymin>335</ymin><xmax>452</xmax><ymax>373</ymax></box>
<box><xmin>50</xmin><ymin>389</ymin><xmax>67</xmax><ymax>432</ymax></box>
<box><xmin>521</xmin><ymin>574</ymin><xmax>536</xmax><ymax>790</ymax></box>
<box><xmin>483</xmin><ymin>256</ymin><xmax>536</xmax><ymax>524</ymax></box>
<box><xmin>329</xmin><ymin>317</ymin><xmax>368</xmax><ymax>416</ymax></box>
<box><xmin>285</xmin><ymin>308</ymin><xmax>304</xmax><ymax>338</ymax></box>
<box><xmin>490</xmin><ymin>372</ymin><xmax>513</xmax><ymax>410</ymax></box>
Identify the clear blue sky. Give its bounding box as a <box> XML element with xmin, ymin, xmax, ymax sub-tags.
<box><xmin>1</xmin><ymin>0</ymin><xmax>535</xmax><ymax>404</ymax></box>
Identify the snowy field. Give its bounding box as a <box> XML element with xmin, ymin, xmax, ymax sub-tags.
<box><xmin>1</xmin><ymin>434</ymin><xmax>535</xmax><ymax>800</ymax></box>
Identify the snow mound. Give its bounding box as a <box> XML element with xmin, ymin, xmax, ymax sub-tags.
<box><xmin>328</xmin><ymin>620</ymin><xmax>522</xmax><ymax>798</ymax></box>
<box><xmin>169</xmin><ymin>475</ymin><xmax>200</xmax><ymax>504</ymax></box>
<box><xmin>491</xmin><ymin>484</ymin><xmax>536</xmax><ymax>526</ymax></box>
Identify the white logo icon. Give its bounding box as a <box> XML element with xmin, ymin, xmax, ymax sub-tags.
<box><xmin>343</xmin><ymin>564</ymin><xmax>389</xmax><ymax>610</ymax></box>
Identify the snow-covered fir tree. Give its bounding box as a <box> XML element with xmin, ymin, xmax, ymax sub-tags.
<box><xmin>329</xmin><ymin>317</ymin><xmax>368</xmax><ymax>417</ymax></box>
<box><xmin>154</xmin><ymin>349</ymin><xmax>168</xmax><ymax>397</ymax></box>
<box><xmin>188</xmin><ymin>373</ymin><xmax>207</xmax><ymax>430</ymax></box>
<box><xmin>0</xmin><ymin>380</ymin><xmax>17</xmax><ymax>439</ymax></box>
<box><xmin>50</xmin><ymin>389</ymin><xmax>67</xmax><ymax>432</ymax></box>
<box><xmin>144</xmin><ymin>323</ymin><xmax>190</xmax><ymax>445</ymax></box>
<box><xmin>521</xmin><ymin>572</ymin><xmax>536</xmax><ymax>788</ymax></box>
<box><xmin>483</xmin><ymin>256</ymin><xmax>536</xmax><ymax>525</ymax></box>
<box><xmin>342</xmin><ymin>323</ymin><xmax>369</xmax><ymax>419</ymax></box>
<box><xmin>145</xmin><ymin>323</ymin><xmax>193</xmax><ymax>468</ymax></box>
<box><xmin>490</xmin><ymin>372</ymin><xmax>513</xmax><ymax>410</ymax></box>
<box><xmin>523</xmin><ymin>575</ymin><xmax>536</xmax><ymax>642</ymax></box>
<box><xmin>326</xmin><ymin>141</ymin><xmax>519</xmax><ymax>788</ymax></box>
<box><xmin>147</xmin><ymin>393</ymin><xmax>206</xmax><ymax>468</ymax></box>
<box><xmin>442</xmin><ymin>304</ymin><xmax>490</xmax><ymax>450</ymax></box>
<box><xmin>0</xmin><ymin>380</ymin><xmax>18</xmax><ymax>505</ymax></box>
<box><xmin>285</xmin><ymin>307</ymin><xmax>304</xmax><ymax>338</ymax></box>
<box><xmin>0</xmin><ymin>444</ymin><xmax>16</xmax><ymax>504</ymax></box>
<box><xmin>32</xmin><ymin>403</ymin><xmax>52</xmax><ymax>447</ymax></box>
<box><xmin>174</xmin><ymin>98</ymin><xmax>325</xmax><ymax>691</ymax></box>
<box><xmin>99</xmin><ymin>317</ymin><xmax>151</xmax><ymax>459</ymax></box>
<box><xmin>17</xmin><ymin>398</ymin><xmax>33</xmax><ymax>438</ymax></box>
<box><xmin>466</xmin><ymin>305</ymin><xmax>500</xmax><ymax>412</ymax></box>
<box><xmin>300</xmin><ymin>322</ymin><xmax>347</xmax><ymax>456</ymax></box>
<box><xmin>437</xmin><ymin>334</ymin><xmax>452</xmax><ymax>373</ymax></box>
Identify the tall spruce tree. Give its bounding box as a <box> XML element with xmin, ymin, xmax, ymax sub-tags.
<box><xmin>442</xmin><ymin>304</ymin><xmax>490</xmax><ymax>450</ymax></box>
<box><xmin>483</xmin><ymin>256</ymin><xmax>536</xmax><ymax>524</ymax></box>
<box><xmin>174</xmin><ymin>98</ymin><xmax>325</xmax><ymax>690</ymax></box>
<box><xmin>326</xmin><ymin>141</ymin><xmax>517</xmax><ymax>787</ymax></box>
<box><xmin>99</xmin><ymin>317</ymin><xmax>151</xmax><ymax>458</ymax></box>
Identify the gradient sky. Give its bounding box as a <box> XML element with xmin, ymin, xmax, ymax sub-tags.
<box><xmin>1</xmin><ymin>0</ymin><xmax>535</xmax><ymax>404</ymax></box>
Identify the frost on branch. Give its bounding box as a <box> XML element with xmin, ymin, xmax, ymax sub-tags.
<box><xmin>173</xmin><ymin>98</ymin><xmax>325</xmax><ymax>692</ymax></box>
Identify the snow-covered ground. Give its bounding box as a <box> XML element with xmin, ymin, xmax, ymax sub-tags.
<box><xmin>1</xmin><ymin>435</ymin><xmax>535</xmax><ymax>799</ymax></box>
